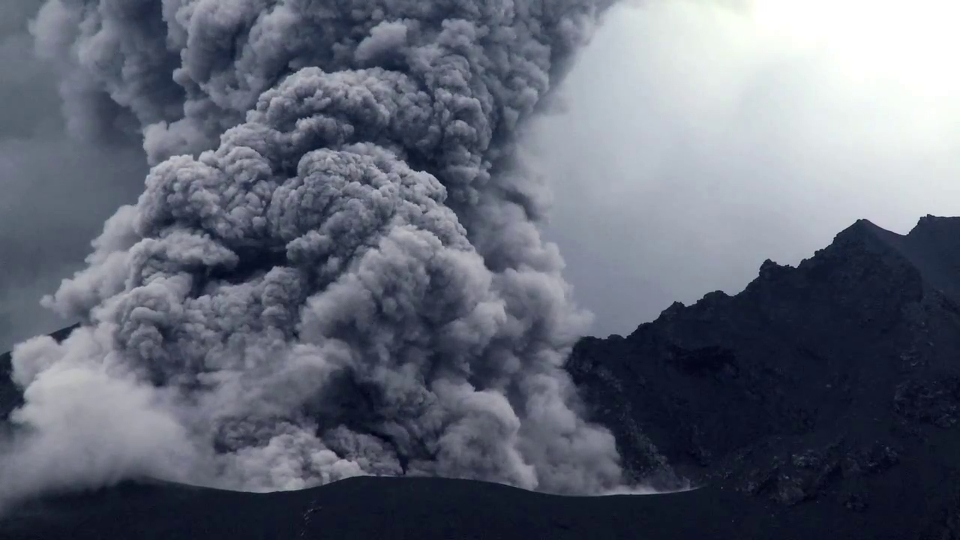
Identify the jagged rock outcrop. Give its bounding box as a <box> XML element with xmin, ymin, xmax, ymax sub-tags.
<box><xmin>570</xmin><ymin>215</ymin><xmax>960</xmax><ymax>536</ymax></box>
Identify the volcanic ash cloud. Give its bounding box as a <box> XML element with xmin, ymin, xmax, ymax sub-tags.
<box><xmin>1</xmin><ymin>0</ymin><xmax>630</xmax><ymax>505</ymax></box>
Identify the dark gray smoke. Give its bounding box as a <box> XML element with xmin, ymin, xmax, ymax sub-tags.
<box><xmin>2</xmin><ymin>0</ymin><xmax>633</xmax><ymax>507</ymax></box>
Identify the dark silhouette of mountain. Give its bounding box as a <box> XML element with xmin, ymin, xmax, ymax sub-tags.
<box><xmin>4</xmin><ymin>215</ymin><xmax>960</xmax><ymax>538</ymax></box>
<box><xmin>0</xmin><ymin>477</ymin><xmax>724</xmax><ymax>539</ymax></box>
<box><xmin>0</xmin><ymin>474</ymin><xmax>936</xmax><ymax>540</ymax></box>
<box><xmin>569</xmin><ymin>215</ymin><xmax>960</xmax><ymax>538</ymax></box>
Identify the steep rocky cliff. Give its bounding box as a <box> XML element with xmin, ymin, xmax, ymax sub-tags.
<box><xmin>570</xmin><ymin>215</ymin><xmax>960</xmax><ymax>537</ymax></box>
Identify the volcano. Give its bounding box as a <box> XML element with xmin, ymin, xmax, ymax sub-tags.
<box><xmin>3</xmin><ymin>215</ymin><xmax>960</xmax><ymax>538</ymax></box>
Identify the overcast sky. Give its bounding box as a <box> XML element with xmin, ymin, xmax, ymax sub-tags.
<box><xmin>3</xmin><ymin>0</ymin><xmax>960</xmax><ymax>347</ymax></box>
<box><xmin>0</xmin><ymin>0</ymin><xmax>146</xmax><ymax>351</ymax></box>
<box><xmin>528</xmin><ymin>0</ymin><xmax>960</xmax><ymax>336</ymax></box>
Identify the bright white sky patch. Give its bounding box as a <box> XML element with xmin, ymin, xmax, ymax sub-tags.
<box><xmin>751</xmin><ymin>0</ymin><xmax>960</xmax><ymax>99</ymax></box>
<box><xmin>533</xmin><ymin>0</ymin><xmax>960</xmax><ymax>336</ymax></box>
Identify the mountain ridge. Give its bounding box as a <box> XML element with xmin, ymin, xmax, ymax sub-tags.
<box><xmin>569</xmin><ymin>214</ymin><xmax>960</xmax><ymax>537</ymax></box>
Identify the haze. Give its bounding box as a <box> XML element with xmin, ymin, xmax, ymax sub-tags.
<box><xmin>530</xmin><ymin>0</ymin><xmax>960</xmax><ymax>335</ymax></box>
<box><xmin>0</xmin><ymin>0</ymin><xmax>145</xmax><ymax>351</ymax></box>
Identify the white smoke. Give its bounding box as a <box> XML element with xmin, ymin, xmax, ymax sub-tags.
<box><xmin>2</xmin><ymin>333</ymin><xmax>199</xmax><ymax>504</ymax></box>
<box><xmin>0</xmin><ymin>0</ymin><xmax>638</xmax><ymax>511</ymax></box>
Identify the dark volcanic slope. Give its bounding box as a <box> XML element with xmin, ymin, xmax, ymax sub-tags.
<box><xmin>570</xmin><ymin>215</ymin><xmax>960</xmax><ymax>538</ymax></box>
<box><xmin>0</xmin><ymin>475</ymin><xmax>926</xmax><ymax>540</ymax></box>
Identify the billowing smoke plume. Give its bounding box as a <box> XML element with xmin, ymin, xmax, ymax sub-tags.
<box><xmin>1</xmin><ymin>0</ymin><xmax>629</xmax><ymax>507</ymax></box>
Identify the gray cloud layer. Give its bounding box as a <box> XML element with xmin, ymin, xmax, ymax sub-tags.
<box><xmin>0</xmin><ymin>0</ymin><xmax>147</xmax><ymax>352</ymax></box>
<box><xmin>1</xmin><ymin>0</ymin><xmax>633</xmax><ymax>510</ymax></box>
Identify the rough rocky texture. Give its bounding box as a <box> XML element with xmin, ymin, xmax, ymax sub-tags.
<box><xmin>569</xmin><ymin>215</ymin><xmax>960</xmax><ymax>536</ymax></box>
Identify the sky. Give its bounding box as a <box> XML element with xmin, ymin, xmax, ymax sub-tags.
<box><xmin>2</xmin><ymin>0</ymin><xmax>960</xmax><ymax>347</ymax></box>
<box><xmin>0</xmin><ymin>0</ymin><xmax>146</xmax><ymax>351</ymax></box>
<box><xmin>527</xmin><ymin>0</ymin><xmax>960</xmax><ymax>336</ymax></box>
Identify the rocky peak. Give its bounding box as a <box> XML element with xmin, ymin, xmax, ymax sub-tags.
<box><xmin>569</xmin><ymin>216</ymin><xmax>960</xmax><ymax>536</ymax></box>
